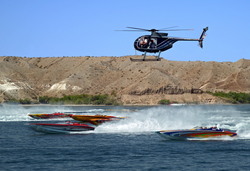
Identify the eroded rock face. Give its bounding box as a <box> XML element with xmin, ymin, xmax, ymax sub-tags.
<box><xmin>129</xmin><ymin>85</ymin><xmax>203</xmax><ymax>95</ymax></box>
<box><xmin>0</xmin><ymin>56</ymin><xmax>249</xmax><ymax>104</ymax></box>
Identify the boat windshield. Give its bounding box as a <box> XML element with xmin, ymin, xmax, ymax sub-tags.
<box><xmin>194</xmin><ymin>126</ymin><xmax>223</xmax><ymax>131</ymax></box>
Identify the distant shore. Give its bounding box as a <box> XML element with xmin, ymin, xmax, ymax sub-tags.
<box><xmin>0</xmin><ymin>102</ymin><xmax>241</xmax><ymax>107</ymax></box>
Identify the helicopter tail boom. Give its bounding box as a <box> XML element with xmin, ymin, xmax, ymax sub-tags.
<box><xmin>198</xmin><ymin>27</ymin><xmax>208</xmax><ymax>48</ymax></box>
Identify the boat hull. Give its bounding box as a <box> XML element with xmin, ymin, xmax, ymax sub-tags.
<box><xmin>156</xmin><ymin>128</ymin><xmax>237</xmax><ymax>140</ymax></box>
<box><xmin>30</xmin><ymin>122</ymin><xmax>95</xmax><ymax>134</ymax></box>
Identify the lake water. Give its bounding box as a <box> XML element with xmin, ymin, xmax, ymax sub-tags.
<box><xmin>0</xmin><ymin>104</ymin><xmax>250</xmax><ymax>170</ymax></box>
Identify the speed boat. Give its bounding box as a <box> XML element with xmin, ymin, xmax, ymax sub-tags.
<box><xmin>28</xmin><ymin>113</ymin><xmax>73</xmax><ymax>119</ymax></box>
<box><xmin>156</xmin><ymin>127</ymin><xmax>237</xmax><ymax>140</ymax></box>
<box><xmin>29</xmin><ymin>121</ymin><xmax>95</xmax><ymax>134</ymax></box>
<box><xmin>70</xmin><ymin>114</ymin><xmax>126</xmax><ymax>125</ymax></box>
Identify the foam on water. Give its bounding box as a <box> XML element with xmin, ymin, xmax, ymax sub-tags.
<box><xmin>0</xmin><ymin>104</ymin><xmax>31</xmax><ymax>121</ymax></box>
<box><xmin>96</xmin><ymin>106</ymin><xmax>203</xmax><ymax>133</ymax></box>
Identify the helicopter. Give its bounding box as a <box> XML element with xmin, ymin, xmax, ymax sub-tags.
<box><xmin>120</xmin><ymin>26</ymin><xmax>208</xmax><ymax>61</ymax></box>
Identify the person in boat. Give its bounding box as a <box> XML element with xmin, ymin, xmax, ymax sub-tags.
<box><xmin>212</xmin><ymin>126</ymin><xmax>217</xmax><ymax>130</ymax></box>
<box><xmin>196</xmin><ymin>126</ymin><xmax>207</xmax><ymax>130</ymax></box>
<box><xmin>210</xmin><ymin>125</ymin><xmax>222</xmax><ymax>131</ymax></box>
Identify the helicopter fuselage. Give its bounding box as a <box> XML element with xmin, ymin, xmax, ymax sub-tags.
<box><xmin>134</xmin><ymin>35</ymin><xmax>176</xmax><ymax>53</ymax></box>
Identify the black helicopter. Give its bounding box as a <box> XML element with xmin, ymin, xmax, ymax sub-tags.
<box><xmin>121</xmin><ymin>26</ymin><xmax>208</xmax><ymax>61</ymax></box>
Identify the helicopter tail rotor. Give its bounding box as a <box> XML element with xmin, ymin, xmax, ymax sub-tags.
<box><xmin>199</xmin><ymin>27</ymin><xmax>208</xmax><ymax>48</ymax></box>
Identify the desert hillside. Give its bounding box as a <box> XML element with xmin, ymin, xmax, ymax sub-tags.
<box><xmin>0</xmin><ymin>56</ymin><xmax>249</xmax><ymax>105</ymax></box>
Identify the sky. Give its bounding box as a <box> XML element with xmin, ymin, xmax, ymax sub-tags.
<box><xmin>1</xmin><ymin>0</ymin><xmax>250</xmax><ymax>62</ymax></box>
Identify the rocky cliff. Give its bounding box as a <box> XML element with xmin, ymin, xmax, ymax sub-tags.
<box><xmin>0</xmin><ymin>56</ymin><xmax>249</xmax><ymax>104</ymax></box>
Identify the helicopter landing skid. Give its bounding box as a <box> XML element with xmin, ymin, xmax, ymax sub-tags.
<box><xmin>130</xmin><ymin>51</ymin><xmax>162</xmax><ymax>62</ymax></box>
<box><xmin>130</xmin><ymin>58</ymin><xmax>162</xmax><ymax>62</ymax></box>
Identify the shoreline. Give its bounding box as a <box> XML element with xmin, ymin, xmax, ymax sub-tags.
<box><xmin>0</xmin><ymin>102</ymin><xmax>244</xmax><ymax>107</ymax></box>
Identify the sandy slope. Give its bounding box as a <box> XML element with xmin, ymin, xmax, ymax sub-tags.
<box><xmin>0</xmin><ymin>56</ymin><xmax>249</xmax><ymax>104</ymax></box>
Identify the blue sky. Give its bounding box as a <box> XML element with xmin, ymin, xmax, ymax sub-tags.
<box><xmin>1</xmin><ymin>0</ymin><xmax>250</xmax><ymax>62</ymax></box>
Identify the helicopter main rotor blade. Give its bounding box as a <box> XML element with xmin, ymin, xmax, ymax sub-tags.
<box><xmin>159</xmin><ymin>26</ymin><xmax>179</xmax><ymax>30</ymax></box>
<box><xmin>115</xmin><ymin>30</ymin><xmax>146</xmax><ymax>32</ymax></box>
<box><xmin>117</xmin><ymin>27</ymin><xmax>193</xmax><ymax>32</ymax></box>
<box><xmin>126</xmin><ymin>27</ymin><xmax>149</xmax><ymax>31</ymax></box>
<box><xmin>159</xmin><ymin>29</ymin><xmax>194</xmax><ymax>31</ymax></box>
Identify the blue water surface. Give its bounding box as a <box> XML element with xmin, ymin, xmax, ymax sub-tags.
<box><xmin>0</xmin><ymin>105</ymin><xmax>250</xmax><ymax>170</ymax></box>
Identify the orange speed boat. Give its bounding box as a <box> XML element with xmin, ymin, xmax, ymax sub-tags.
<box><xmin>70</xmin><ymin>114</ymin><xmax>126</xmax><ymax>125</ymax></box>
<box><xmin>28</xmin><ymin>113</ymin><xmax>73</xmax><ymax>119</ymax></box>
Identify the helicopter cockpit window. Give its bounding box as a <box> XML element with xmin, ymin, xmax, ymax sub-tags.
<box><xmin>139</xmin><ymin>37</ymin><xmax>148</xmax><ymax>45</ymax></box>
<box><xmin>149</xmin><ymin>38</ymin><xmax>157</xmax><ymax>48</ymax></box>
<box><xmin>139</xmin><ymin>37</ymin><xmax>149</xmax><ymax>48</ymax></box>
